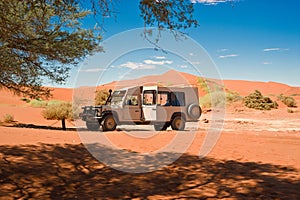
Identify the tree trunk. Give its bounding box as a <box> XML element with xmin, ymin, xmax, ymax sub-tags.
<box><xmin>62</xmin><ymin>118</ymin><xmax>66</xmax><ymax>131</ymax></box>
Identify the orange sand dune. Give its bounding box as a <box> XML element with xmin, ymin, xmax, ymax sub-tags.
<box><xmin>0</xmin><ymin>87</ymin><xmax>73</xmax><ymax>106</ymax></box>
<box><xmin>95</xmin><ymin>70</ymin><xmax>300</xmax><ymax>97</ymax></box>
<box><xmin>50</xmin><ymin>87</ymin><xmax>73</xmax><ymax>102</ymax></box>
<box><xmin>102</xmin><ymin>70</ymin><xmax>196</xmax><ymax>89</ymax></box>
<box><xmin>1</xmin><ymin>70</ymin><xmax>299</xmax><ymax>106</ymax></box>
<box><xmin>223</xmin><ymin>80</ymin><xmax>300</xmax><ymax>96</ymax></box>
<box><xmin>0</xmin><ymin>89</ymin><xmax>28</xmax><ymax>106</ymax></box>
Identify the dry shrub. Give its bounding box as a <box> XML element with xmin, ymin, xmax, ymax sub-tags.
<box><xmin>278</xmin><ymin>94</ymin><xmax>297</xmax><ymax>108</ymax></box>
<box><xmin>42</xmin><ymin>102</ymin><xmax>73</xmax><ymax>130</ymax></box>
<box><xmin>244</xmin><ymin>90</ymin><xmax>278</xmax><ymax>110</ymax></box>
<box><xmin>95</xmin><ymin>89</ymin><xmax>109</xmax><ymax>105</ymax></box>
<box><xmin>3</xmin><ymin>114</ymin><xmax>14</xmax><ymax>123</ymax></box>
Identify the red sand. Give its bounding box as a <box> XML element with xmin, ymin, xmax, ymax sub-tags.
<box><xmin>1</xmin><ymin>71</ymin><xmax>300</xmax><ymax>199</ymax></box>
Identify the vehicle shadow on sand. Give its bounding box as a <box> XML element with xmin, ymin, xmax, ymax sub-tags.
<box><xmin>0</xmin><ymin>143</ymin><xmax>299</xmax><ymax>199</ymax></box>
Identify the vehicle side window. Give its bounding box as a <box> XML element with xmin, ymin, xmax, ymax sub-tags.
<box><xmin>110</xmin><ymin>90</ymin><xmax>126</xmax><ymax>106</ymax></box>
<box><xmin>170</xmin><ymin>92</ymin><xmax>185</xmax><ymax>106</ymax></box>
<box><xmin>143</xmin><ymin>90</ymin><xmax>156</xmax><ymax>105</ymax></box>
<box><xmin>125</xmin><ymin>95</ymin><xmax>138</xmax><ymax>106</ymax></box>
<box><xmin>158</xmin><ymin>91</ymin><xmax>170</xmax><ymax>106</ymax></box>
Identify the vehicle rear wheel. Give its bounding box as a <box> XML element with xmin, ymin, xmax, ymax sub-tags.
<box><xmin>102</xmin><ymin>114</ymin><xmax>117</xmax><ymax>131</ymax></box>
<box><xmin>86</xmin><ymin>122</ymin><xmax>100</xmax><ymax>131</ymax></box>
<box><xmin>171</xmin><ymin>116</ymin><xmax>185</xmax><ymax>131</ymax></box>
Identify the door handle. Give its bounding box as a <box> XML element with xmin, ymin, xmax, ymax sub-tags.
<box><xmin>135</xmin><ymin>110</ymin><xmax>139</xmax><ymax>112</ymax></box>
<box><xmin>152</xmin><ymin>108</ymin><xmax>156</xmax><ymax>110</ymax></box>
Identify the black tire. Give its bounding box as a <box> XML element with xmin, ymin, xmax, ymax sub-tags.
<box><xmin>102</xmin><ymin>114</ymin><xmax>117</xmax><ymax>132</ymax></box>
<box><xmin>86</xmin><ymin>122</ymin><xmax>100</xmax><ymax>131</ymax></box>
<box><xmin>154</xmin><ymin>123</ymin><xmax>169</xmax><ymax>131</ymax></box>
<box><xmin>187</xmin><ymin>104</ymin><xmax>201</xmax><ymax>119</ymax></box>
<box><xmin>171</xmin><ymin>116</ymin><xmax>185</xmax><ymax>131</ymax></box>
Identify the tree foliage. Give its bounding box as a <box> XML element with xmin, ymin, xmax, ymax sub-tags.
<box><xmin>0</xmin><ymin>0</ymin><xmax>102</xmax><ymax>98</ymax></box>
<box><xmin>0</xmin><ymin>0</ymin><xmax>198</xmax><ymax>98</ymax></box>
<box><xmin>86</xmin><ymin>0</ymin><xmax>198</xmax><ymax>32</ymax></box>
<box><xmin>139</xmin><ymin>0</ymin><xmax>198</xmax><ymax>30</ymax></box>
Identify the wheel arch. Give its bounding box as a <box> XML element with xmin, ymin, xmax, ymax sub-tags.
<box><xmin>100</xmin><ymin>110</ymin><xmax>120</xmax><ymax>124</ymax></box>
<box><xmin>171</xmin><ymin>112</ymin><xmax>186</xmax><ymax>121</ymax></box>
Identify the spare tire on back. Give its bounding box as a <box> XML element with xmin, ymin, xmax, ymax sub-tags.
<box><xmin>187</xmin><ymin>103</ymin><xmax>201</xmax><ymax>119</ymax></box>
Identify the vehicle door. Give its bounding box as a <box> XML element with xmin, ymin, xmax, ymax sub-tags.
<box><xmin>123</xmin><ymin>87</ymin><xmax>141</xmax><ymax>121</ymax></box>
<box><xmin>142</xmin><ymin>86</ymin><xmax>157</xmax><ymax>121</ymax></box>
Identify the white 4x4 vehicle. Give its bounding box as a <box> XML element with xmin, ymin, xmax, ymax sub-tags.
<box><xmin>80</xmin><ymin>86</ymin><xmax>201</xmax><ymax>131</ymax></box>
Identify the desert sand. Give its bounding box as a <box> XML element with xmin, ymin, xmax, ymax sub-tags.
<box><xmin>1</xmin><ymin>72</ymin><xmax>300</xmax><ymax>199</ymax></box>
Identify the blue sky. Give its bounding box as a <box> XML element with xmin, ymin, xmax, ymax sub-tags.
<box><xmin>66</xmin><ymin>0</ymin><xmax>300</xmax><ymax>87</ymax></box>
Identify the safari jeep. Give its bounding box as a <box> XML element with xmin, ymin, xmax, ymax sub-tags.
<box><xmin>80</xmin><ymin>86</ymin><xmax>201</xmax><ymax>131</ymax></box>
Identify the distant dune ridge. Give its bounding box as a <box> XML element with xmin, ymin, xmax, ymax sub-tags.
<box><xmin>1</xmin><ymin>70</ymin><xmax>299</xmax><ymax>105</ymax></box>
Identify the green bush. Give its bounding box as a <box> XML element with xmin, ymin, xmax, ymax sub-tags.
<box><xmin>3</xmin><ymin>114</ymin><xmax>14</xmax><ymax>123</ymax></box>
<box><xmin>197</xmin><ymin>77</ymin><xmax>210</xmax><ymax>93</ymax></box>
<box><xmin>29</xmin><ymin>99</ymin><xmax>48</xmax><ymax>108</ymax></box>
<box><xmin>28</xmin><ymin>99</ymin><xmax>67</xmax><ymax>108</ymax></box>
<box><xmin>47</xmin><ymin>100</ymin><xmax>65</xmax><ymax>106</ymax></box>
<box><xmin>278</xmin><ymin>94</ymin><xmax>297</xmax><ymax>107</ymax></box>
<box><xmin>200</xmin><ymin>90</ymin><xmax>241</xmax><ymax>108</ymax></box>
<box><xmin>226</xmin><ymin>91</ymin><xmax>242</xmax><ymax>103</ymax></box>
<box><xmin>244</xmin><ymin>90</ymin><xmax>278</xmax><ymax>110</ymax></box>
<box><xmin>200</xmin><ymin>91</ymin><xmax>226</xmax><ymax>108</ymax></box>
<box><xmin>200</xmin><ymin>93</ymin><xmax>211</xmax><ymax>108</ymax></box>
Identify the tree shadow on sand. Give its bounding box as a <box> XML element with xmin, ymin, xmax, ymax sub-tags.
<box><xmin>0</xmin><ymin>143</ymin><xmax>299</xmax><ymax>199</ymax></box>
<box><xmin>4</xmin><ymin>123</ymin><xmax>77</xmax><ymax>131</ymax></box>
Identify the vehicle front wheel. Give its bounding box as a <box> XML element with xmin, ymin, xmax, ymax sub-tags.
<box><xmin>86</xmin><ymin>122</ymin><xmax>100</xmax><ymax>131</ymax></box>
<box><xmin>102</xmin><ymin>114</ymin><xmax>117</xmax><ymax>132</ymax></box>
<box><xmin>171</xmin><ymin>116</ymin><xmax>185</xmax><ymax>131</ymax></box>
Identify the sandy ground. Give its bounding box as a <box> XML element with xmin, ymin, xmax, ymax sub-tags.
<box><xmin>1</xmin><ymin>105</ymin><xmax>300</xmax><ymax>199</ymax></box>
<box><xmin>0</xmin><ymin>76</ymin><xmax>300</xmax><ymax>199</ymax></box>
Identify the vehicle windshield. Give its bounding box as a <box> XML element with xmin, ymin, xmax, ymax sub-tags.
<box><xmin>110</xmin><ymin>90</ymin><xmax>126</xmax><ymax>106</ymax></box>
